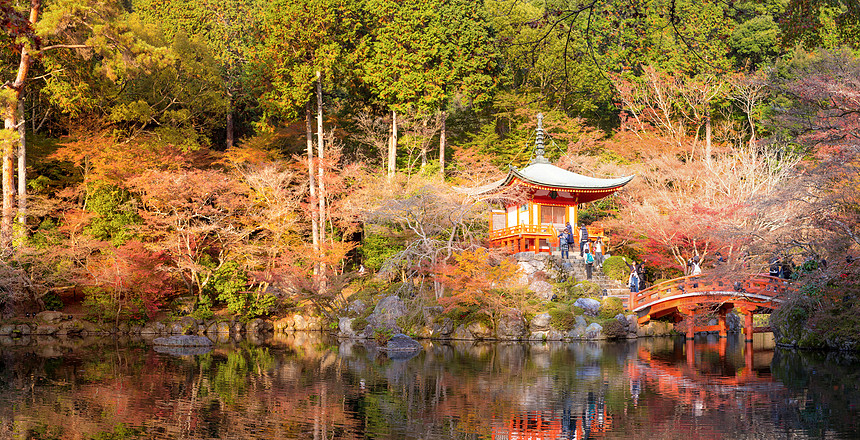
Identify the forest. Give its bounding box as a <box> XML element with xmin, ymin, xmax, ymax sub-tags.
<box><xmin>1</xmin><ymin>0</ymin><xmax>859</xmax><ymax>346</ymax></box>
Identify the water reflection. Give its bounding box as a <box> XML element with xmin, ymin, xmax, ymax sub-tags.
<box><xmin>0</xmin><ymin>333</ymin><xmax>858</xmax><ymax>439</ymax></box>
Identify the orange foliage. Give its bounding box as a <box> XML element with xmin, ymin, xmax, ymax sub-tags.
<box><xmin>436</xmin><ymin>248</ymin><xmax>522</xmax><ymax>320</ymax></box>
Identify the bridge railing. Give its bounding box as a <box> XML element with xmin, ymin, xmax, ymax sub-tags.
<box><xmin>629</xmin><ymin>274</ymin><xmax>790</xmax><ymax>311</ymax></box>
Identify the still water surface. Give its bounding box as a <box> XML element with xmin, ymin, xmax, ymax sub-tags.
<box><xmin>1</xmin><ymin>333</ymin><xmax>858</xmax><ymax>439</ymax></box>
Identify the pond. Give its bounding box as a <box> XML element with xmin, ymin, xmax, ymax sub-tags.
<box><xmin>1</xmin><ymin>333</ymin><xmax>859</xmax><ymax>439</ymax></box>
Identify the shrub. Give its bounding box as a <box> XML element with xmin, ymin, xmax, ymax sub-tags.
<box><xmin>352</xmin><ymin>317</ymin><xmax>369</xmax><ymax>332</ymax></box>
<box><xmin>361</xmin><ymin>229</ymin><xmax>404</xmax><ymax>272</ymax></box>
<box><xmin>84</xmin><ymin>184</ymin><xmax>141</xmax><ymax>246</ymax></box>
<box><xmin>41</xmin><ymin>291</ymin><xmax>64</xmax><ymax>311</ymax></box>
<box><xmin>548</xmin><ymin>306</ymin><xmax>578</xmax><ymax>330</ymax></box>
<box><xmin>599</xmin><ymin>297</ymin><xmax>625</xmax><ymax>319</ymax></box>
<box><xmin>573</xmin><ymin>281</ymin><xmax>602</xmax><ymax>298</ymax></box>
<box><xmin>603</xmin><ymin>319</ymin><xmax>627</xmax><ymax>339</ymax></box>
<box><xmin>602</xmin><ymin>256</ymin><xmax>631</xmax><ymax>281</ymax></box>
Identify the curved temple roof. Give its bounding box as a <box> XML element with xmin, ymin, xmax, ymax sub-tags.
<box><xmin>472</xmin><ymin>163</ymin><xmax>634</xmax><ymax>204</ymax></box>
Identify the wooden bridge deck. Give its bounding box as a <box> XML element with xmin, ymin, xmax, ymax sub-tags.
<box><xmin>630</xmin><ymin>274</ymin><xmax>789</xmax><ymax>340</ymax></box>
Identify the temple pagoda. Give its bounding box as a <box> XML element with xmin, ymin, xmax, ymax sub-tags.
<box><xmin>479</xmin><ymin>114</ymin><xmax>634</xmax><ymax>254</ymax></box>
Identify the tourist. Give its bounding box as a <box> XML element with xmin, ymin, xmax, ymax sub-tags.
<box><xmin>564</xmin><ymin>221</ymin><xmax>573</xmax><ymax>235</ymax></box>
<box><xmin>691</xmin><ymin>259</ymin><xmax>702</xmax><ymax>276</ymax></box>
<box><xmin>594</xmin><ymin>237</ymin><xmax>604</xmax><ymax>268</ymax></box>
<box><xmin>628</xmin><ymin>269</ymin><xmax>640</xmax><ymax>294</ymax></box>
<box><xmin>558</xmin><ymin>229</ymin><xmax>570</xmax><ymax>259</ymax></box>
<box><xmin>579</xmin><ymin>225</ymin><xmax>589</xmax><ymax>256</ymax></box>
<box><xmin>585</xmin><ymin>249</ymin><xmax>594</xmax><ymax>280</ymax></box>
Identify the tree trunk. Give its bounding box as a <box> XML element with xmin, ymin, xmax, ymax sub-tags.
<box><xmin>17</xmin><ymin>99</ymin><xmax>26</xmax><ymax>228</ymax></box>
<box><xmin>306</xmin><ymin>101</ymin><xmax>319</xmax><ymax>274</ymax></box>
<box><xmin>1</xmin><ymin>0</ymin><xmax>40</xmax><ymax>253</ymax></box>
<box><xmin>704</xmin><ymin>112</ymin><xmax>712</xmax><ymax>166</ymax></box>
<box><xmin>315</xmin><ymin>72</ymin><xmax>326</xmax><ymax>245</ymax></box>
<box><xmin>388</xmin><ymin>110</ymin><xmax>397</xmax><ymax>177</ymax></box>
<box><xmin>439</xmin><ymin>111</ymin><xmax>446</xmax><ymax>178</ymax></box>
<box><xmin>226</xmin><ymin>110</ymin><xmax>234</xmax><ymax>149</ymax></box>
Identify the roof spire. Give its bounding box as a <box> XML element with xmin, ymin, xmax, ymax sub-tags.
<box><xmin>531</xmin><ymin>113</ymin><xmax>550</xmax><ymax>164</ymax></box>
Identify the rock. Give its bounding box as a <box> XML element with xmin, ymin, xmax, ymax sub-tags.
<box><xmin>141</xmin><ymin>321</ymin><xmax>166</xmax><ymax>335</ymax></box>
<box><xmin>339</xmin><ymin>317</ymin><xmax>357</xmax><ymax>337</ymax></box>
<box><xmin>153</xmin><ymin>335</ymin><xmax>213</xmax><ymax>346</ymax></box>
<box><xmin>637</xmin><ymin>320</ymin><xmax>674</xmax><ymax>337</ymax></box>
<box><xmin>530</xmin><ymin>313</ymin><xmax>552</xmax><ymax>331</ymax></box>
<box><xmin>347</xmin><ymin>299</ymin><xmax>368</xmax><ymax>315</ymax></box>
<box><xmin>304</xmin><ymin>315</ymin><xmax>322</xmax><ymax>331</ymax></box>
<box><xmin>529</xmin><ymin>281</ymin><xmax>554</xmax><ymax>301</ymax></box>
<box><xmin>232</xmin><ymin>321</ymin><xmax>245</xmax><ymax>334</ymax></box>
<box><xmin>466</xmin><ymin>321</ymin><xmax>493</xmax><ymax>339</ymax></box>
<box><xmin>381</xmin><ymin>333</ymin><xmax>422</xmax><ymax>352</ymax></box>
<box><xmin>547</xmin><ymin>329</ymin><xmax>566</xmax><ymax>341</ymax></box>
<box><xmin>451</xmin><ymin>325</ymin><xmax>470</xmax><ymax>340</ymax></box>
<box><xmin>567</xmin><ymin>326</ymin><xmax>586</xmax><ymax>339</ymax></box>
<box><xmin>0</xmin><ymin>324</ymin><xmax>13</xmax><ymax>336</ymax></box>
<box><xmin>154</xmin><ymin>345</ymin><xmax>213</xmax><ymax>356</ymax></box>
<box><xmin>575</xmin><ymin>316</ymin><xmax>588</xmax><ymax>327</ymax></box>
<box><xmin>293</xmin><ymin>315</ymin><xmax>308</xmax><ymax>330</ymax></box>
<box><xmin>172</xmin><ymin>296</ymin><xmax>197</xmax><ymax>316</ymax></box>
<box><xmin>36</xmin><ymin>311</ymin><xmax>65</xmax><ymax>324</ymax></box>
<box><xmin>367</xmin><ymin>296</ymin><xmax>407</xmax><ymax>331</ymax></box>
<box><xmin>626</xmin><ymin>315</ymin><xmax>639</xmax><ymax>336</ymax></box>
<box><xmin>14</xmin><ymin>324</ymin><xmax>31</xmax><ymax>336</ymax></box>
<box><xmin>574</xmin><ymin>298</ymin><xmax>601</xmax><ymax>317</ymax></box>
<box><xmin>585</xmin><ymin>322</ymin><xmax>604</xmax><ymax>339</ymax></box>
<box><xmin>518</xmin><ymin>261</ymin><xmax>539</xmax><ymax>277</ymax></box>
<box><xmin>273</xmin><ymin>316</ymin><xmax>293</xmax><ymax>332</ymax></box>
<box><xmin>431</xmin><ymin>317</ymin><xmax>454</xmax><ymax>338</ymax></box>
<box><xmin>206</xmin><ymin>321</ymin><xmax>230</xmax><ymax>335</ymax></box>
<box><xmin>529</xmin><ymin>331</ymin><xmax>549</xmax><ymax>341</ymax></box>
<box><xmin>35</xmin><ymin>325</ymin><xmax>58</xmax><ymax>335</ymax></box>
<box><xmin>247</xmin><ymin>318</ymin><xmax>273</xmax><ymax>334</ymax></box>
<box><xmin>497</xmin><ymin>310</ymin><xmax>527</xmax><ymax>340</ymax></box>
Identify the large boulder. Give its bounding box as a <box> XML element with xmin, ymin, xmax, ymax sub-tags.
<box><xmin>497</xmin><ymin>310</ymin><xmax>527</xmax><ymax>340</ymax></box>
<box><xmin>530</xmin><ymin>313</ymin><xmax>552</xmax><ymax>332</ymax></box>
<box><xmin>247</xmin><ymin>318</ymin><xmax>273</xmax><ymax>334</ymax></box>
<box><xmin>529</xmin><ymin>281</ymin><xmax>554</xmax><ymax>301</ymax></box>
<box><xmin>367</xmin><ymin>296</ymin><xmax>408</xmax><ymax>329</ymax></box>
<box><xmin>339</xmin><ymin>317</ymin><xmax>357</xmax><ymax>338</ymax></box>
<box><xmin>153</xmin><ymin>335</ymin><xmax>213</xmax><ymax>346</ymax></box>
<box><xmin>379</xmin><ymin>334</ymin><xmax>422</xmax><ymax>360</ymax></box>
<box><xmin>347</xmin><ymin>299</ymin><xmax>368</xmax><ymax>315</ymax></box>
<box><xmin>466</xmin><ymin>321</ymin><xmax>494</xmax><ymax>340</ymax></box>
<box><xmin>585</xmin><ymin>322</ymin><xmax>604</xmax><ymax>339</ymax></box>
<box><xmin>574</xmin><ymin>298</ymin><xmax>601</xmax><ymax>317</ymax></box>
<box><xmin>36</xmin><ymin>311</ymin><xmax>66</xmax><ymax>324</ymax></box>
<box><xmin>273</xmin><ymin>316</ymin><xmax>294</xmax><ymax>332</ymax></box>
<box><xmin>431</xmin><ymin>317</ymin><xmax>454</xmax><ymax>338</ymax></box>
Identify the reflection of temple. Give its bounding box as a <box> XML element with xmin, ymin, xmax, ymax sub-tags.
<box><xmin>491</xmin><ymin>393</ymin><xmax>613</xmax><ymax>439</ymax></box>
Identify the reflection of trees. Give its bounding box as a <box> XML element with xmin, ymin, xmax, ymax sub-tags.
<box><xmin>1</xmin><ymin>336</ymin><xmax>858</xmax><ymax>439</ymax></box>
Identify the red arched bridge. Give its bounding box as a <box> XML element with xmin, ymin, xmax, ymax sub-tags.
<box><xmin>629</xmin><ymin>274</ymin><xmax>789</xmax><ymax>341</ymax></box>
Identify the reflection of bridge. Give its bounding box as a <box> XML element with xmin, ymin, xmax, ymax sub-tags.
<box><xmin>630</xmin><ymin>275</ymin><xmax>788</xmax><ymax>340</ymax></box>
<box><xmin>630</xmin><ymin>338</ymin><xmax>784</xmax><ymax>414</ymax></box>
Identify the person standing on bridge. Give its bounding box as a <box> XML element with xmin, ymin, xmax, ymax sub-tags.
<box><xmin>628</xmin><ymin>269</ymin><xmax>640</xmax><ymax>294</ymax></box>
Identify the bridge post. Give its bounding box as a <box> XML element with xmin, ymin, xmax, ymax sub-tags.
<box><xmin>678</xmin><ymin>305</ymin><xmax>697</xmax><ymax>340</ymax></box>
<box><xmin>718</xmin><ymin>311</ymin><xmax>727</xmax><ymax>338</ymax></box>
<box><xmin>736</xmin><ymin>304</ymin><xmax>757</xmax><ymax>342</ymax></box>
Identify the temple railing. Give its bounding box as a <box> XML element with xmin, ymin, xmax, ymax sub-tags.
<box><xmin>489</xmin><ymin>224</ymin><xmax>557</xmax><ymax>240</ymax></box>
<box><xmin>629</xmin><ymin>274</ymin><xmax>789</xmax><ymax>312</ymax></box>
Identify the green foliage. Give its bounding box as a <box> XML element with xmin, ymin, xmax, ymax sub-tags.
<box><xmin>602</xmin><ymin>319</ymin><xmax>627</xmax><ymax>339</ymax></box>
<box><xmin>572</xmin><ymin>281</ymin><xmax>603</xmax><ymax>298</ymax></box>
<box><xmin>84</xmin><ymin>184</ymin><xmax>141</xmax><ymax>246</ymax></box>
<box><xmin>599</xmin><ymin>297</ymin><xmax>625</xmax><ymax>319</ymax></box>
<box><xmin>83</xmin><ymin>287</ymin><xmax>147</xmax><ymax>324</ymax></box>
<box><xmin>602</xmin><ymin>256</ymin><xmax>632</xmax><ymax>281</ymax></box>
<box><xmin>41</xmin><ymin>291</ymin><xmax>64</xmax><ymax>311</ymax></box>
<box><xmin>360</xmin><ymin>230</ymin><xmax>403</xmax><ymax>272</ymax></box>
<box><xmin>373</xmin><ymin>326</ymin><xmax>394</xmax><ymax>345</ymax></box>
<box><xmin>352</xmin><ymin>316</ymin><xmax>369</xmax><ymax>332</ymax></box>
<box><xmin>547</xmin><ymin>303</ymin><xmax>578</xmax><ymax>331</ymax></box>
<box><xmin>201</xmin><ymin>260</ymin><xmax>275</xmax><ymax>320</ymax></box>
<box><xmin>191</xmin><ymin>295</ymin><xmax>215</xmax><ymax>321</ymax></box>
<box><xmin>90</xmin><ymin>423</ymin><xmax>144</xmax><ymax>440</ymax></box>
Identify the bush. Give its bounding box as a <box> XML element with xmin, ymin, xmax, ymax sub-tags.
<box><xmin>599</xmin><ymin>297</ymin><xmax>625</xmax><ymax>319</ymax></box>
<box><xmin>574</xmin><ymin>281</ymin><xmax>603</xmax><ymax>298</ymax></box>
<box><xmin>548</xmin><ymin>305</ymin><xmax>578</xmax><ymax>330</ymax></box>
<box><xmin>603</xmin><ymin>319</ymin><xmax>627</xmax><ymax>339</ymax></box>
<box><xmin>360</xmin><ymin>229</ymin><xmax>404</xmax><ymax>272</ymax></box>
<box><xmin>41</xmin><ymin>291</ymin><xmax>64</xmax><ymax>311</ymax></box>
<box><xmin>602</xmin><ymin>256</ymin><xmax>631</xmax><ymax>281</ymax></box>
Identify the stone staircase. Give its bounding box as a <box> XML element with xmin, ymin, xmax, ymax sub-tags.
<box><xmin>551</xmin><ymin>252</ymin><xmax>631</xmax><ymax>308</ymax></box>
